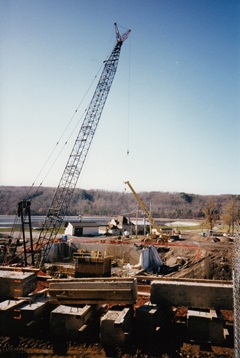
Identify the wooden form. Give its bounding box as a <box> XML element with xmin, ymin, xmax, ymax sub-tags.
<box><xmin>74</xmin><ymin>253</ymin><xmax>111</xmax><ymax>277</ymax></box>
<box><xmin>48</xmin><ymin>277</ymin><xmax>137</xmax><ymax>305</ymax></box>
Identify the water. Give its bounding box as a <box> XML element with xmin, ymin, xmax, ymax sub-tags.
<box><xmin>0</xmin><ymin>215</ymin><xmax>45</xmax><ymax>228</ymax></box>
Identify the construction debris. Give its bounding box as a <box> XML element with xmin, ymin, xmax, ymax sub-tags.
<box><xmin>134</xmin><ymin>245</ymin><xmax>163</xmax><ymax>270</ymax></box>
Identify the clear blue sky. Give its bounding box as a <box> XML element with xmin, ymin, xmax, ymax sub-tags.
<box><xmin>1</xmin><ymin>0</ymin><xmax>239</xmax><ymax>195</ymax></box>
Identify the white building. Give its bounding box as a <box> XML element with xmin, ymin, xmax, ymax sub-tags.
<box><xmin>64</xmin><ymin>221</ymin><xmax>99</xmax><ymax>237</ymax></box>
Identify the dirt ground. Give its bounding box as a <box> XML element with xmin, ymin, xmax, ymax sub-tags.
<box><xmin>0</xmin><ymin>332</ymin><xmax>234</xmax><ymax>358</ymax></box>
<box><xmin>0</xmin><ymin>230</ymin><xmax>235</xmax><ymax>357</ymax></box>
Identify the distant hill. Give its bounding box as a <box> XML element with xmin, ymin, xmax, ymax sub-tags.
<box><xmin>0</xmin><ymin>186</ymin><xmax>236</xmax><ymax>219</ymax></box>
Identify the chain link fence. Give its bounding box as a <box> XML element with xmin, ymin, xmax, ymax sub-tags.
<box><xmin>233</xmin><ymin>232</ymin><xmax>240</xmax><ymax>358</ymax></box>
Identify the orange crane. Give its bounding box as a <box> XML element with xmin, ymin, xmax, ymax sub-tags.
<box><xmin>124</xmin><ymin>181</ymin><xmax>168</xmax><ymax>242</ymax></box>
<box><xmin>5</xmin><ymin>24</ymin><xmax>131</xmax><ymax>267</ymax></box>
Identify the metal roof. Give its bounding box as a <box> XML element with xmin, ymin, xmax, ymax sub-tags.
<box><xmin>65</xmin><ymin>221</ymin><xmax>99</xmax><ymax>228</ymax></box>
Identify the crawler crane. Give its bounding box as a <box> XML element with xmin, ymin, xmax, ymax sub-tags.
<box><xmin>124</xmin><ymin>181</ymin><xmax>168</xmax><ymax>242</ymax></box>
<box><xmin>5</xmin><ymin>24</ymin><xmax>131</xmax><ymax>267</ymax></box>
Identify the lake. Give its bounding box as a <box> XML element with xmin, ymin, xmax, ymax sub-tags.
<box><xmin>0</xmin><ymin>215</ymin><xmax>110</xmax><ymax>228</ymax></box>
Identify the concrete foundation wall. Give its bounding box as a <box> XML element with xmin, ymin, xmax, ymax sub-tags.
<box><xmin>72</xmin><ymin>242</ymin><xmax>140</xmax><ymax>265</ymax></box>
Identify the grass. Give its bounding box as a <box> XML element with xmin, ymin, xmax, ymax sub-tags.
<box><xmin>175</xmin><ymin>225</ymin><xmax>203</xmax><ymax>231</ymax></box>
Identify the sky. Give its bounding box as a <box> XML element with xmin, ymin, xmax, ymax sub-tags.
<box><xmin>0</xmin><ymin>0</ymin><xmax>239</xmax><ymax>196</ymax></box>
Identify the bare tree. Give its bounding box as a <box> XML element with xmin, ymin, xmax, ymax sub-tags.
<box><xmin>221</xmin><ymin>198</ymin><xmax>240</xmax><ymax>235</ymax></box>
<box><xmin>202</xmin><ymin>201</ymin><xmax>218</xmax><ymax>230</ymax></box>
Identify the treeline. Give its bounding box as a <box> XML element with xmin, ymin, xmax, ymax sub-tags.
<box><xmin>0</xmin><ymin>186</ymin><xmax>238</xmax><ymax>220</ymax></box>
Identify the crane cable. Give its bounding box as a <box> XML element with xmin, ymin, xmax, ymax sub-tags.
<box><xmin>126</xmin><ymin>32</ymin><xmax>131</xmax><ymax>156</ymax></box>
<box><xmin>8</xmin><ymin>27</ymin><xmax>127</xmax><ymax>264</ymax></box>
<box><xmin>24</xmin><ymin>64</ymin><xmax>104</xmax><ymax>200</ymax></box>
<box><xmin>9</xmin><ymin>67</ymin><xmax>104</xmax><ymax>260</ymax></box>
<box><xmin>25</xmin><ymin>30</ymin><xmax>119</xmax><ymax>200</ymax></box>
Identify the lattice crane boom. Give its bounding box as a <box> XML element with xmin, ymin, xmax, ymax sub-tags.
<box><xmin>124</xmin><ymin>180</ymin><xmax>165</xmax><ymax>238</ymax></box>
<box><xmin>32</xmin><ymin>24</ymin><xmax>131</xmax><ymax>266</ymax></box>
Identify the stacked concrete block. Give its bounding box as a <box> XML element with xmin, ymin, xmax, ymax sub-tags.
<box><xmin>135</xmin><ymin>301</ymin><xmax>164</xmax><ymax>335</ymax></box>
<box><xmin>0</xmin><ymin>295</ymin><xmax>49</xmax><ymax>335</ymax></box>
<box><xmin>0</xmin><ymin>299</ymin><xmax>25</xmax><ymax>335</ymax></box>
<box><xmin>187</xmin><ymin>308</ymin><xmax>226</xmax><ymax>345</ymax></box>
<box><xmin>0</xmin><ymin>267</ymin><xmax>37</xmax><ymax>298</ymax></box>
<box><xmin>20</xmin><ymin>295</ymin><xmax>50</xmax><ymax>331</ymax></box>
<box><xmin>50</xmin><ymin>304</ymin><xmax>103</xmax><ymax>341</ymax></box>
<box><xmin>100</xmin><ymin>306</ymin><xmax>134</xmax><ymax>349</ymax></box>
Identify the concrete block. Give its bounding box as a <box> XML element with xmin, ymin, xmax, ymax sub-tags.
<box><xmin>20</xmin><ymin>296</ymin><xmax>50</xmax><ymax>324</ymax></box>
<box><xmin>150</xmin><ymin>279</ymin><xmax>233</xmax><ymax>309</ymax></box>
<box><xmin>0</xmin><ymin>267</ymin><xmax>37</xmax><ymax>298</ymax></box>
<box><xmin>50</xmin><ymin>304</ymin><xmax>102</xmax><ymax>340</ymax></box>
<box><xmin>49</xmin><ymin>277</ymin><xmax>137</xmax><ymax>305</ymax></box>
<box><xmin>0</xmin><ymin>296</ymin><xmax>50</xmax><ymax>335</ymax></box>
<box><xmin>135</xmin><ymin>301</ymin><xmax>164</xmax><ymax>335</ymax></box>
<box><xmin>0</xmin><ymin>300</ymin><xmax>25</xmax><ymax>335</ymax></box>
<box><xmin>187</xmin><ymin>308</ymin><xmax>225</xmax><ymax>345</ymax></box>
<box><xmin>100</xmin><ymin>306</ymin><xmax>134</xmax><ymax>348</ymax></box>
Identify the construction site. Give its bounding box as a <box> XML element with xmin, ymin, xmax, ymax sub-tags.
<box><xmin>0</xmin><ymin>23</ymin><xmax>239</xmax><ymax>358</ymax></box>
<box><xmin>0</xmin><ymin>225</ymin><xmax>237</xmax><ymax>357</ymax></box>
